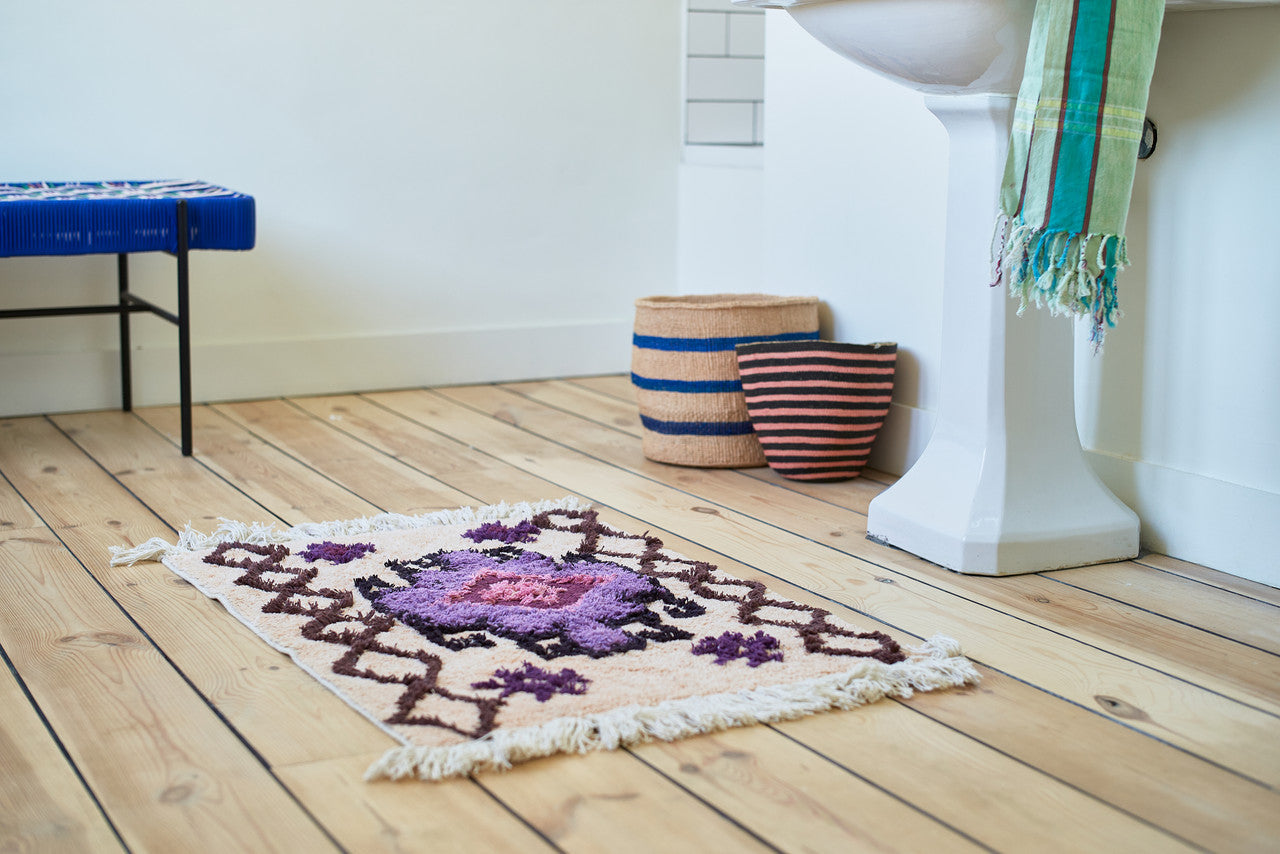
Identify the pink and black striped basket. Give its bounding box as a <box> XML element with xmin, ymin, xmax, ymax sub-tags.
<box><xmin>734</xmin><ymin>340</ymin><xmax>898</xmax><ymax>482</ymax></box>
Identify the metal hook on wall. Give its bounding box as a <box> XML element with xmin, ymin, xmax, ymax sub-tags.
<box><xmin>1138</xmin><ymin>117</ymin><xmax>1157</xmax><ymax>160</ymax></box>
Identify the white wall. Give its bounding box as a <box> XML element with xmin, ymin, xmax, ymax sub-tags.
<box><xmin>679</xmin><ymin>10</ymin><xmax>1278</xmax><ymax>585</ymax></box>
<box><xmin>1075</xmin><ymin>8</ymin><xmax>1280</xmax><ymax>585</ymax></box>
<box><xmin>0</xmin><ymin>0</ymin><xmax>681</xmax><ymax>414</ymax></box>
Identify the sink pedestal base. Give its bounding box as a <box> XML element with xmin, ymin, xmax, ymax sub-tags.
<box><xmin>866</xmin><ymin>94</ymin><xmax>1139</xmax><ymax>575</ymax></box>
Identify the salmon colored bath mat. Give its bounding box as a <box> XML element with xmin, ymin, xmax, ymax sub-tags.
<box><xmin>112</xmin><ymin>498</ymin><xmax>978</xmax><ymax>781</ymax></box>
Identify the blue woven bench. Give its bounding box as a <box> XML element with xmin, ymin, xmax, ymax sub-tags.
<box><xmin>1</xmin><ymin>180</ymin><xmax>255</xmax><ymax>454</ymax></box>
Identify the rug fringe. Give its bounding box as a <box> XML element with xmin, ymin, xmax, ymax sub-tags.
<box><xmin>108</xmin><ymin>496</ymin><xmax>592</xmax><ymax>566</ymax></box>
<box><xmin>364</xmin><ymin>634</ymin><xmax>980</xmax><ymax>782</ymax></box>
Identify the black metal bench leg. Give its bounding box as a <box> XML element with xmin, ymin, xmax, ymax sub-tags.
<box><xmin>118</xmin><ymin>253</ymin><xmax>132</xmax><ymax>411</ymax></box>
<box><xmin>176</xmin><ymin>200</ymin><xmax>192</xmax><ymax>456</ymax></box>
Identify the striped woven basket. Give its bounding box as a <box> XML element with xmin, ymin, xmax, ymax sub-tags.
<box><xmin>734</xmin><ymin>340</ymin><xmax>898</xmax><ymax>482</ymax></box>
<box><xmin>631</xmin><ymin>294</ymin><xmax>820</xmax><ymax>467</ymax></box>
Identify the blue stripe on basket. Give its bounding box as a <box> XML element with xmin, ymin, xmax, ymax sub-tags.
<box><xmin>630</xmin><ymin>373</ymin><xmax>742</xmax><ymax>394</ymax></box>
<box><xmin>632</xmin><ymin>330</ymin><xmax>819</xmax><ymax>352</ymax></box>
<box><xmin>639</xmin><ymin>415</ymin><xmax>756</xmax><ymax>436</ymax></box>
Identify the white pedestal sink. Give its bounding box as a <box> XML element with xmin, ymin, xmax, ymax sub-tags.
<box><xmin>735</xmin><ymin>0</ymin><xmax>1141</xmax><ymax>574</ymax></box>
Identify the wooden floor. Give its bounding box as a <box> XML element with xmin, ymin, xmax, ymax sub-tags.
<box><xmin>2</xmin><ymin>376</ymin><xmax>1278</xmax><ymax>853</ymax></box>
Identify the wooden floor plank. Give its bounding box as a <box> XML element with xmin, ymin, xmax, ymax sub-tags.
<box><xmin>288</xmin><ymin>394</ymin><xmax>573</xmax><ymax>510</ymax></box>
<box><xmin>0</xmin><ymin>651</ymin><xmax>125</xmax><ymax>854</ymax></box>
<box><xmin>901</xmin><ymin>665</ymin><xmax>1280</xmax><ymax>852</ymax></box>
<box><xmin>506</xmin><ymin>380</ymin><xmax>642</xmax><ymax>434</ymax></box>
<box><xmin>1137</xmin><ymin>552</ymin><xmax>1280</xmax><ymax>607</ymax></box>
<box><xmin>475</xmin><ymin>749</ymin><xmax>775</xmax><ymax>853</ymax></box>
<box><xmin>215</xmin><ymin>398</ymin><xmax>478</xmax><ymax>515</ymax></box>
<box><xmin>52</xmin><ymin>409</ymin><xmax>279</xmax><ymax>534</ymax></box>
<box><xmin>566</xmin><ymin>374</ymin><xmax>635</xmax><ymax>402</ymax></box>
<box><xmin>777</xmin><ymin>699</ymin><xmax>1196</xmax><ymax>853</ymax></box>
<box><xmin>0</xmin><ymin>529</ymin><xmax>338</xmax><ymax>853</ymax></box>
<box><xmin>1047</xmin><ymin>561</ymin><xmax>1280</xmax><ymax>655</ymax></box>
<box><xmin>630</xmin><ymin>725</ymin><xmax>987</xmax><ymax>853</ymax></box>
<box><xmin>276</xmin><ymin>754</ymin><xmax>557</xmax><ymax>854</ymax></box>
<box><xmin>389</xmin><ymin>387</ymin><xmax>1280</xmax><ymax>785</ymax></box>
<box><xmin>1</xmin><ymin>417</ymin><xmax>176</xmax><ymax>542</ymax></box>
<box><xmin>132</xmin><ymin>404</ymin><xmax>381</xmax><ymax>526</ymax></box>
<box><xmin>0</xmin><ymin>458</ymin><xmax>43</xmax><ymax>533</ymax></box>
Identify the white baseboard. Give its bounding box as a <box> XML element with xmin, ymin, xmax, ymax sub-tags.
<box><xmin>1085</xmin><ymin>451</ymin><xmax>1278</xmax><ymax>588</ymax></box>
<box><xmin>0</xmin><ymin>320</ymin><xmax>633</xmax><ymax>417</ymax></box>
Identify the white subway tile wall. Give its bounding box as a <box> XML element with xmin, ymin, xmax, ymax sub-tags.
<box><xmin>686</xmin><ymin>1</ymin><xmax>764</xmax><ymax>146</ymax></box>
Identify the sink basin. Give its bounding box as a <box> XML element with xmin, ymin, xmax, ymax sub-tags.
<box><xmin>734</xmin><ymin>0</ymin><xmax>1280</xmax><ymax>94</ymax></box>
<box><xmin>737</xmin><ymin>0</ymin><xmax>1035</xmax><ymax>95</ymax></box>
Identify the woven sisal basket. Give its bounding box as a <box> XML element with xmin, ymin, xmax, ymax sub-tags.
<box><xmin>736</xmin><ymin>340</ymin><xmax>898</xmax><ymax>482</ymax></box>
<box><xmin>631</xmin><ymin>294</ymin><xmax>820</xmax><ymax>467</ymax></box>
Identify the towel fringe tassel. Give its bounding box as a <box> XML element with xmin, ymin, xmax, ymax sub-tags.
<box><xmin>992</xmin><ymin>216</ymin><xmax>1127</xmax><ymax>351</ymax></box>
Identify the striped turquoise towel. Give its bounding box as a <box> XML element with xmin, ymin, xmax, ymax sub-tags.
<box><xmin>993</xmin><ymin>0</ymin><xmax>1164</xmax><ymax>347</ymax></box>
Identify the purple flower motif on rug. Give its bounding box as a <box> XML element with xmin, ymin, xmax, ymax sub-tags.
<box><xmin>693</xmin><ymin>630</ymin><xmax>783</xmax><ymax>667</ymax></box>
<box><xmin>300</xmin><ymin>541</ymin><xmax>376</xmax><ymax>565</ymax></box>
<box><xmin>359</xmin><ymin>548</ymin><xmax>699</xmax><ymax>659</ymax></box>
<box><xmin>463</xmin><ymin>520</ymin><xmax>540</xmax><ymax>545</ymax></box>
<box><xmin>472</xmin><ymin>662</ymin><xmax>590</xmax><ymax>702</ymax></box>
